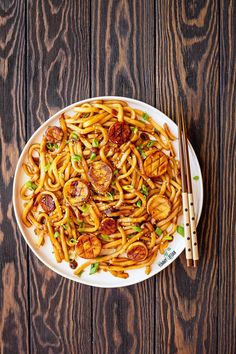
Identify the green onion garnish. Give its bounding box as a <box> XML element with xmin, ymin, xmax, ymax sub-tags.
<box><xmin>46</xmin><ymin>143</ymin><xmax>54</xmax><ymax>150</ymax></box>
<box><xmin>71</xmin><ymin>132</ymin><xmax>78</xmax><ymax>140</ymax></box>
<box><xmin>100</xmin><ymin>234</ymin><xmax>110</xmax><ymax>241</ymax></box>
<box><xmin>177</xmin><ymin>225</ymin><xmax>185</xmax><ymax>237</ymax></box>
<box><xmin>54</xmin><ymin>232</ymin><xmax>60</xmax><ymax>238</ymax></box>
<box><xmin>92</xmin><ymin>138</ymin><xmax>99</xmax><ymax>147</ymax></box>
<box><xmin>89</xmin><ymin>262</ymin><xmax>99</xmax><ymax>275</ymax></box>
<box><xmin>25</xmin><ymin>181</ymin><xmax>37</xmax><ymax>191</ymax></box>
<box><xmin>147</xmin><ymin>140</ymin><xmax>155</xmax><ymax>148</ymax></box>
<box><xmin>136</xmin><ymin>200</ymin><xmax>142</xmax><ymax>208</ymax></box>
<box><xmin>114</xmin><ymin>169</ymin><xmax>119</xmax><ymax>176</ymax></box>
<box><xmin>81</xmin><ymin>203</ymin><xmax>89</xmax><ymax>213</ymax></box>
<box><xmin>130</xmin><ymin>126</ymin><xmax>138</xmax><ymax>133</ymax></box>
<box><xmin>44</xmin><ymin>163</ymin><xmax>50</xmax><ymax>172</ymax></box>
<box><xmin>132</xmin><ymin>226</ymin><xmax>142</xmax><ymax>232</ymax></box>
<box><xmin>63</xmin><ymin>224</ymin><xmax>69</xmax><ymax>230</ymax></box>
<box><xmin>90</xmin><ymin>152</ymin><xmax>96</xmax><ymax>161</ymax></box>
<box><xmin>137</xmin><ymin>146</ymin><xmax>146</xmax><ymax>159</ymax></box>
<box><xmin>72</xmin><ymin>154</ymin><xmax>82</xmax><ymax>162</ymax></box>
<box><xmin>162</xmin><ymin>235</ymin><xmax>173</xmax><ymax>241</ymax></box>
<box><xmin>68</xmin><ymin>238</ymin><xmax>77</xmax><ymax>245</ymax></box>
<box><xmin>106</xmin><ymin>192</ymin><xmax>114</xmax><ymax>201</ymax></box>
<box><xmin>193</xmin><ymin>176</ymin><xmax>199</xmax><ymax>180</ymax></box>
<box><xmin>155</xmin><ymin>227</ymin><xmax>162</xmax><ymax>236</ymax></box>
<box><xmin>123</xmin><ymin>185</ymin><xmax>134</xmax><ymax>192</ymax></box>
<box><xmin>141</xmin><ymin>184</ymin><xmax>148</xmax><ymax>197</ymax></box>
<box><xmin>141</xmin><ymin>112</ymin><xmax>149</xmax><ymax>121</ymax></box>
<box><xmin>82</xmin><ymin>112</ymin><xmax>90</xmax><ymax>118</ymax></box>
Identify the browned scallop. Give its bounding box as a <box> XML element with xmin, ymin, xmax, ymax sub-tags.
<box><xmin>45</xmin><ymin>126</ymin><xmax>64</xmax><ymax>144</ymax></box>
<box><xmin>108</xmin><ymin>122</ymin><xmax>130</xmax><ymax>145</ymax></box>
<box><xmin>144</xmin><ymin>151</ymin><xmax>168</xmax><ymax>178</ymax></box>
<box><xmin>100</xmin><ymin>217</ymin><xmax>117</xmax><ymax>235</ymax></box>
<box><xmin>40</xmin><ymin>195</ymin><xmax>55</xmax><ymax>213</ymax></box>
<box><xmin>70</xmin><ymin>180</ymin><xmax>89</xmax><ymax>201</ymax></box>
<box><xmin>88</xmin><ymin>161</ymin><xmax>113</xmax><ymax>193</ymax></box>
<box><xmin>75</xmin><ymin>234</ymin><xmax>102</xmax><ymax>259</ymax></box>
<box><xmin>147</xmin><ymin>195</ymin><xmax>171</xmax><ymax>221</ymax></box>
<box><xmin>127</xmin><ymin>241</ymin><xmax>148</xmax><ymax>261</ymax></box>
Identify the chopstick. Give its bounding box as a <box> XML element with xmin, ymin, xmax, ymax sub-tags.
<box><xmin>177</xmin><ymin>104</ymin><xmax>199</xmax><ymax>267</ymax></box>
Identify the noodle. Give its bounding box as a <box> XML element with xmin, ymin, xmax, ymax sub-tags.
<box><xmin>20</xmin><ymin>100</ymin><xmax>182</xmax><ymax>279</ymax></box>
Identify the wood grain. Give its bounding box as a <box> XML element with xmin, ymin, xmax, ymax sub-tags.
<box><xmin>26</xmin><ymin>1</ymin><xmax>92</xmax><ymax>353</ymax></box>
<box><xmin>155</xmin><ymin>1</ymin><xmax>219</xmax><ymax>353</ymax></box>
<box><xmin>0</xmin><ymin>1</ymin><xmax>29</xmax><ymax>354</ymax></box>
<box><xmin>91</xmin><ymin>1</ymin><xmax>156</xmax><ymax>354</ymax></box>
<box><xmin>219</xmin><ymin>1</ymin><xmax>236</xmax><ymax>352</ymax></box>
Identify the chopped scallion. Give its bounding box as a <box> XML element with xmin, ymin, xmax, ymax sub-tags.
<box><xmin>162</xmin><ymin>235</ymin><xmax>173</xmax><ymax>241</ymax></box>
<box><xmin>130</xmin><ymin>126</ymin><xmax>138</xmax><ymax>133</ymax></box>
<box><xmin>71</xmin><ymin>132</ymin><xmax>78</xmax><ymax>140</ymax></box>
<box><xmin>141</xmin><ymin>184</ymin><xmax>148</xmax><ymax>197</ymax></box>
<box><xmin>100</xmin><ymin>234</ymin><xmax>110</xmax><ymax>241</ymax></box>
<box><xmin>132</xmin><ymin>226</ymin><xmax>141</xmax><ymax>232</ymax></box>
<box><xmin>44</xmin><ymin>163</ymin><xmax>50</xmax><ymax>172</ymax></box>
<box><xmin>90</xmin><ymin>152</ymin><xmax>96</xmax><ymax>161</ymax></box>
<box><xmin>72</xmin><ymin>154</ymin><xmax>82</xmax><ymax>163</ymax></box>
<box><xmin>136</xmin><ymin>200</ymin><xmax>142</xmax><ymax>208</ymax></box>
<box><xmin>106</xmin><ymin>192</ymin><xmax>114</xmax><ymax>201</ymax></box>
<box><xmin>25</xmin><ymin>181</ymin><xmax>37</xmax><ymax>191</ymax></box>
<box><xmin>141</xmin><ymin>112</ymin><xmax>149</xmax><ymax>121</ymax></box>
<box><xmin>155</xmin><ymin>227</ymin><xmax>162</xmax><ymax>236</ymax></box>
<box><xmin>193</xmin><ymin>176</ymin><xmax>199</xmax><ymax>180</ymax></box>
<box><xmin>54</xmin><ymin>231</ymin><xmax>60</xmax><ymax>238</ymax></box>
<box><xmin>89</xmin><ymin>262</ymin><xmax>99</xmax><ymax>275</ymax></box>
<box><xmin>92</xmin><ymin>138</ymin><xmax>99</xmax><ymax>147</ymax></box>
<box><xmin>123</xmin><ymin>185</ymin><xmax>134</xmax><ymax>192</ymax></box>
<box><xmin>147</xmin><ymin>140</ymin><xmax>155</xmax><ymax>148</ymax></box>
<box><xmin>177</xmin><ymin>225</ymin><xmax>185</xmax><ymax>237</ymax></box>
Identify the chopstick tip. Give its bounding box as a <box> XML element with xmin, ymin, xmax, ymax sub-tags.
<box><xmin>187</xmin><ymin>259</ymin><xmax>193</xmax><ymax>267</ymax></box>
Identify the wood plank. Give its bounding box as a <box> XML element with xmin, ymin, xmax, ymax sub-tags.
<box><xmin>0</xmin><ymin>1</ymin><xmax>29</xmax><ymax>353</ymax></box>
<box><xmin>91</xmin><ymin>1</ymin><xmax>156</xmax><ymax>353</ymax></box>
<box><xmin>155</xmin><ymin>1</ymin><xmax>219</xmax><ymax>353</ymax></box>
<box><xmin>26</xmin><ymin>1</ymin><xmax>92</xmax><ymax>353</ymax></box>
<box><xmin>219</xmin><ymin>1</ymin><xmax>236</xmax><ymax>352</ymax></box>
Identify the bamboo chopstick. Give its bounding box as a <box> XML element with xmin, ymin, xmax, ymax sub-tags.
<box><xmin>178</xmin><ymin>104</ymin><xmax>199</xmax><ymax>267</ymax></box>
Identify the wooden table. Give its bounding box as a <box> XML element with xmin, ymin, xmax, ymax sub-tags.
<box><xmin>1</xmin><ymin>1</ymin><xmax>235</xmax><ymax>353</ymax></box>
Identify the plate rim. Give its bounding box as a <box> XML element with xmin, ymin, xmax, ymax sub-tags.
<box><xmin>13</xmin><ymin>96</ymin><xmax>204</xmax><ymax>288</ymax></box>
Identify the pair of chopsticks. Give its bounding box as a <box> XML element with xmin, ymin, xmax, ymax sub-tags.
<box><xmin>177</xmin><ymin>105</ymin><xmax>199</xmax><ymax>267</ymax></box>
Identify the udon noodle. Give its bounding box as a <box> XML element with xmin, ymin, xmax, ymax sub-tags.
<box><xmin>20</xmin><ymin>100</ymin><xmax>182</xmax><ymax>279</ymax></box>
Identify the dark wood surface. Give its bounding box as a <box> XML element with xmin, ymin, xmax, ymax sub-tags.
<box><xmin>0</xmin><ymin>1</ymin><xmax>235</xmax><ymax>353</ymax></box>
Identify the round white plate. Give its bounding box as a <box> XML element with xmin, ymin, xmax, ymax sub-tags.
<box><xmin>13</xmin><ymin>96</ymin><xmax>203</xmax><ymax>288</ymax></box>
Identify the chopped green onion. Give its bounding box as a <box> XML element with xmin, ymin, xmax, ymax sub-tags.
<box><xmin>130</xmin><ymin>126</ymin><xmax>138</xmax><ymax>133</ymax></box>
<box><xmin>54</xmin><ymin>144</ymin><xmax>59</xmax><ymax>149</ymax></box>
<box><xmin>132</xmin><ymin>226</ymin><xmax>141</xmax><ymax>232</ymax></box>
<box><xmin>162</xmin><ymin>235</ymin><xmax>173</xmax><ymax>241</ymax></box>
<box><xmin>90</xmin><ymin>152</ymin><xmax>96</xmax><ymax>161</ymax></box>
<box><xmin>82</xmin><ymin>112</ymin><xmax>90</xmax><ymax>118</ymax></box>
<box><xmin>70</xmin><ymin>132</ymin><xmax>78</xmax><ymax>140</ymax></box>
<box><xmin>128</xmin><ymin>234</ymin><xmax>135</xmax><ymax>238</ymax></box>
<box><xmin>54</xmin><ymin>231</ymin><xmax>60</xmax><ymax>238</ymax></box>
<box><xmin>141</xmin><ymin>112</ymin><xmax>149</xmax><ymax>121</ymax></box>
<box><xmin>72</xmin><ymin>154</ymin><xmax>82</xmax><ymax>163</ymax></box>
<box><xmin>92</xmin><ymin>138</ymin><xmax>99</xmax><ymax>147</ymax></box>
<box><xmin>106</xmin><ymin>192</ymin><xmax>114</xmax><ymax>201</ymax></box>
<box><xmin>136</xmin><ymin>200</ymin><xmax>142</xmax><ymax>208</ymax></box>
<box><xmin>89</xmin><ymin>262</ymin><xmax>99</xmax><ymax>275</ymax></box>
<box><xmin>147</xmin><ymin>140</ymin><xmax>155</xmax><ymax>148</ymax></box>
<box><xmin>100</xmin><ymin>234</ymin><xmax>110</xmax><ymax>241</ymax></box>
<box><xmin>155</xmin><ymin>227</ymin><xmax>162</xmax><ymax>236</ymax></box>
<box><xmin>137</xmin><ymin>146</ymin><xmax>146</xmax><ymax>159</ymax></box>
<box><xmin>193</xmin><ymin>175</ymin><xmax>199</xmax><ymax>180</ymax></box>
<box><xmin>67</xmin><ymin>238</ymin><xmax>77</xmax><ymax>246</ymax></box>
<box><xmin>81</xmin><ymin>203</ymin><xmax>89</xmax><ymax>214</ymax></box>
<box><xmin>123</xmin><ymin>185</ymin><xmax>134</xmax><ymax>192</ymax></box>
<box><xmin>25</xmin><ymin>181</ymin><xmax>37</xmax><ymax>191</ymax></box>
<box><xmin>114</xmin><ymin>169</ymin><xmax>119</xmax><ymax>176</ymax></box>
<box><xmin>141</xmin><ymin>184</ymin><xmax>148</xmax><ymax>197</ymax></box>
<box><xmin>177</xmin><ymin>225</ymin><xmax>185</xmax><ymax>237</ymax></box>
<box><xmin>46</xmin><ymin>143</ymin><xmax>54</xmax><ymax>150</ymax></box>
<box><xmin>63</xmin><ymin>224</ymin><xmax>69</xmax><ymax>230</ymax></box>
<box><xmin>44</xmin><ymin>163</ymin><xmax>50</xmax><ymax>172</ymax></box>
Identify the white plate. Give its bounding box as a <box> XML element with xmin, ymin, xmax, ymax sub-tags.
<box><xmin>13</xmin><ymin>96</ymin><xmax>203</xmax><ymax>288</ymax></box>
